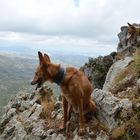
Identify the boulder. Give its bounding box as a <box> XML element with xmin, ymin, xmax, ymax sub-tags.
<box><xmin>96</xmin><ymin>130</ymin><xmax>109</xmax><ymax>140</ymax></box>
<box><xmin>117</xmin><ymin>23</ymin><xmax>140</xmax><ymax>57</ymax></box>
<box><xmin>0</xmin><ymin>86</ymin><xmax>55</xmax><ymax>140</ymax></box>
<box><xmin>137</xmin><ymin>78</ymin><xmax>140</xmax><ymax>94</ymax></box>
<box><xmin>103</xmin><ymin>57</ymin><xmax>133</xmax><ymax>91</ymax></box>
<box><xmin>80</xmin><ymin>55</ymin><xmax>113</xmax><ymax>89</ymax></box>
<box><xmin>92</xmin><ymin>89</ymin><xmax>132</xmax><ymax>130</ymax></box>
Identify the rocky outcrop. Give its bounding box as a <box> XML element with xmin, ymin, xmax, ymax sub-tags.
<box><xmin>80</xmin><ymin>55</ymin><xmax>113</xmax><ymax>89</ymax></box>
<box><xmin>117</xmin><ymin>23</ymin><xmax>140</xmax><ymax>57</ymax></box>
<box><xmin>103</xmin><ymin>57</ymin><xmax>133</xmax><ymax>91</ymax></box>
<box><xmin>92</xmin><ymin>89</ymin><xmax>132</xmax><ymax>131</ymax></box>
<box><xmin>0</xmin><ymin>87</ymin><xmax>66</xmax><ymax>140</ymax></box>
<box><xmin>0</xmin><ymin>86</ymin><xmax>111</xmax><ymax>140</ymax></box>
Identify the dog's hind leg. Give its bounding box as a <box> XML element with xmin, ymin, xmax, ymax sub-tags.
<box><xmin>88</xmin><ymin>99</ymin><xmax>96</xmax><ymax>113</ymax></box>
<box><xmin>85</xmin><ymin>100</ymin><xmax>96</xmax><ymax>121</ymax></box>
<box><xmin>59</xmin><ymin>96</ymin><xmax>68</xmax><ymax>131</ymax></box>
<box><xmin>67</xmin><ymin>103</ymin><xmax>72</xmax><ymax>121</ymax></box>
<box><xmin>78</xmin><ymin>97</ymin><xmax>85</xmax><ymax>135</ymax></box>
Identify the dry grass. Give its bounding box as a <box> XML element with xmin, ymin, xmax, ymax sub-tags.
<box><xmin>131</xmin><ymin>49</ymin><xmax>140</xmax><ymax>77</ymax></box>
<box><xmin>111</xmin><ymin>125</ymin><xmax>126</xmax><ymax>139</ymax></box>
<box><xmin>40</xmin><ymin>100</ymin><xmax>54</xmax><ymax>119</ymax></box>
<box><xmin>113</xmin><ymin>49</ymin><xmax>140</xmax><ymax>86</ymax></box>
<box><xmin>90</xmin><ymin>117</ymin><xmax>108</xmax><ymax>132</ymax></box>
<box><xmin>37</xmin><ymin>87</ymin><xmax>63</xmax><ymax>132</ymax></box>
<box><xmin>115</xmin><ymin>52</ymin><xmax>124</xmax><ymax>61</ymax></box>
<box><xmin>110</xmin><ymin>50</ymin><xmax>140</xmax><ymax>139</ymax></box>
<box><xmin>38</xmin><ymin>87</ymin><xmax>55</xmax><ymax>119</ymax></box>
<box><xmin>111</xmin><ymin>113</ymin><xmax>140</xmax><ymax>140</ymax></box>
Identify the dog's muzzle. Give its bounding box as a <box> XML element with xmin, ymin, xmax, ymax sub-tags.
<box><xmin>30</xmin><ymin>78</ymin><xmax>43</xmax><ymax>90</ymax></box>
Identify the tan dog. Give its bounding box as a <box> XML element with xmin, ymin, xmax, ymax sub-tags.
<box><xmin>128</xmin><ymin>23</ymin><xmax>136</xmax><ymax>37</ymax></box>
<box><xmin>31</xmin><ymin>52</ymin><xmax>96</xmax><ymax>135</ymax></box>
<box><xmin>127</xmin><ymin>22</ymin><xmax>140</xmax><ymax>40</ymax></box>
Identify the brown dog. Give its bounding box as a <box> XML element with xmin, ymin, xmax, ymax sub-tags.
<box><xmin>127</xmin><ymin>23</ymin><xmax>136</xmax><ymax>39</ymax></box>
<box><xmin>31</xmin><ymin>52</ymin><xmax>96</xmax><ymax>135</ymax></box>
<box><xmin>127</xmin><ymin>23</ymin><xmax>140</xmax><ymax>40</ymax></box>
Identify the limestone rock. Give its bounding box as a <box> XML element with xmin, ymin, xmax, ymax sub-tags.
<box><xmin>96</xmin><ymin>130</ymin><xmax>109</xmax><ymax>140</ymax></box>
<box><xmin>0</xmin><ymin>87</ymin><xmax>54</xmax><ymax>140</ymax></box>
<box><xmin>137</xmin><ymin>78</ymin><xmax>140</xmax><ymax>94</ymax></box>
<box><xmin>92</xmin><ymin>89</ymin><xmax>132</xmax><ymax>130</ymax></box>
<box><xmin>54</xmin><ymin>101</ymin><xmax>62</xmax><ymax>110</ymax></box>
<box><xmin>103</xmin><ymin>57</ymin><xmax>133</xmax><ymax>91</ymax></box>
<box><xmin>117</xmin><ymin>23</ymin><xmax>140</xmax><ymax>57</ymax></box>
<box><xmin>56</xmin><ymin>134</ymin><xmax>66</xmax><ymax>140</ymax></box>
<box><xmin>80</xmin><ymin>55</ymin><xmax>113</xmax><ymax>89</ymax></box>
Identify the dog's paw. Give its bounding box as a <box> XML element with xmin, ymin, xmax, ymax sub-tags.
<box><xmin>78</xmin><ymin>127</ymin><xmax>85</xmax><ymax>135</ymax></box>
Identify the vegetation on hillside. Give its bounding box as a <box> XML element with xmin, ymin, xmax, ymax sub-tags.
<box><xmin>110</xmin><ymin>49</ymin><xmax>140</xmax><ymax>140</ymax></box>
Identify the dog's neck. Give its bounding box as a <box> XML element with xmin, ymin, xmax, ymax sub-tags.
<box><xmin>53</xmin><ymin>66</ymin><xmax>65</xmax><ymax>85</ymax></box>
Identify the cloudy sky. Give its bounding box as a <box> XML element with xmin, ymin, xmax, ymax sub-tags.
<box><xmin>0</xmin><ymin>0</ymin><xmax>140</xmax><ymax>56</ymax></box>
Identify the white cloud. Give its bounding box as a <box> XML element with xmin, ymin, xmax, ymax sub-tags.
<box><xmin>0</xmin><ymin>0</ymin><xmax>140</xmax><ymax>55</ymax></box>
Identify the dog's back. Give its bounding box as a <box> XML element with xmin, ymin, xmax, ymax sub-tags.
<box><xmin>60</xmin><ymin>67</ymin><xmax>94</xmax><ymax>113</ymax></box>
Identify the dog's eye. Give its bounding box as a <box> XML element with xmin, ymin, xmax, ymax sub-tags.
<box><xmin>35</xmin><ymin>72</ymin><xmax>38</xmax><ymax>75</ymax></box>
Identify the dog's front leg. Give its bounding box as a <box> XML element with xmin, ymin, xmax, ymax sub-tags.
<box><xmin>78</xmin><ymin>98</ymin><xmax>85</xmax><ymax>135</ymax></box>
<box><xmin>67</xmin><ymin>104</ymin><xmax>72</xmax><ymax>121</ymax></box>
<box><xmin>59</xmin><ymin>96</ymin><xmax>68</xmax><ymax>131</ymax></box>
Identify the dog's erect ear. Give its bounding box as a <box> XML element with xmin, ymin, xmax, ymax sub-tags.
<box><xmin>38</xmin><ymin>51</ymin><xmax>44</xmax><ymax>64</ymax></box>
<box><xmin>44</xmin><ymin>53</ymin><xmax>51</xmax><ymax>63</ymax></box>
<box><xmin>127</xmin><ymin>22</ymin><xmax>136</xmax><ymax>30</ymax></box>
<box><xmin>127</xmin><ymin>22</ymin><xmax>132</xmax><ymax>27</ymax></box>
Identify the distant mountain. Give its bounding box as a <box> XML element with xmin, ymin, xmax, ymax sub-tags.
<box><xmin>0</xmin><ymin>54</ymin><xmax>37</xmax><ymax>106</ymax></box>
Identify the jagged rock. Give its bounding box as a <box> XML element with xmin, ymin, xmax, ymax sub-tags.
<box><xmin>0</xmin><ymin>125</ymin><xmax>16</xmax><ymax>140</ymax></box>
<box><xmin>0</xmin><ymin>108</ymin><xmax>16</xmax><ymax>129</ymax></box>
<box><xmin>73</xmin><ymin>134</ymin><xmax>81</xmax><ymax>140</ymax></box>
<box><xmin>86</xmin><ymin>127</ymin><xmax>90</xmax><ymax>133</ymax></box>
<box><xmin>80</xmin><ymin>55</ymin><xmax>113</xmax><ymax>89</ymax></box>
<box><xmin>50</xmin><ymin>133</ymin><xmax>58</xmax><ymax>140</ymax></box>
<box><xmin>96</xmin><ymin>130</ymin><xmax>109</xmax><ymax>140</ymax></box>
<box><xmin>21</xmin><ymin>103</ymin><xmax>38</xmax><ymax>120</ymax></box>
<box><xmin>13</xmin><ymin>121</ymin><xmax>27</xmax><ymax>140</ymax></box>
<box><xmin>0</xmin><ymin>86</ymin><xmax>55</xmax><ymax>140</ymax></box>
<box><xmin>92</xmin><ymin>89</ymin><xmax>132</xmax><ymax>130</ymax></box>
<box><xmin>31</xmin><ymin>120</ymin><xmax>47</xmax><ymax>139</ymax></box>
<box><xmin>47</xmin><ymin>129</ymin><xmax>55</xmax><ymax>135</ymax></box>
<box><xmin>89</xmin><ymin>131</ymin><xmax>95</xmax><ymax>137</ymax></box>
<box><xmin>0</xmin><ymin>116</ymin><xmax>28</xmax><ymax>140</ymax></box>
<box><xmin>51</xmin><ymin>111</ymin><xmax>57</xmax><ymax>119</ymax></box>
<box><xmin>103</xmin><ymin>57</ymin><xmax>133</xmax><ymax>91</ymax></box>
<box><xmin>11</xmin><ymin>102</ymin><xmax>21</xmax><ymax>109</ymax></box>
<box><xmin>18</xmin><ymin>100</ymin><xmax>32</xmax><ymax>112</ymax></box>
<box><xmin>56</xmin><ymin>113</ymin><xmax>63</xmax><ymax>120</ymax></box>
<box><xmin>54</xmin><ymin>101</ymin><xmax>62</xmax><ymax>110</ymax></box>
<box><xmin>137</xmin><ymin>78</ymin><xmax>140</xmax><ymax>94</ymax></box>
<box><xmin>119</xmin><ymin>98</ymin><xmax>132</xmax><ymax>110</ymax></box>
<box><xmin>45</xmin><ymin>133</ymin><xmax>58</xmax><ymax>140</ymax></box>
<box><xmin>117</xmin><ymin>26</ymin><xmax>128</xmax><ymax>48</ymax></box>
<box><xmin>30</xmin><ymin>104</ymin><xmax>42</xmax><ymax>120</ymax></box>
<box><xmin>110</xmin><ymin>75</ymin><xmax>135</xmax><ymax>94</ymax></box>
<box><xmin>117</xmin><ymin>23</ymin><xmax>140</xmax><ymax>57</ymax></box>
<box><xmin>73</xmin><ymin>128</ymin><xmax>78</xmax><ymax>136</ymax></box>
<box><xmin>56</xmin><ymin>134</ymin><xmax>66</xmax><ymax>140</ymax></box>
